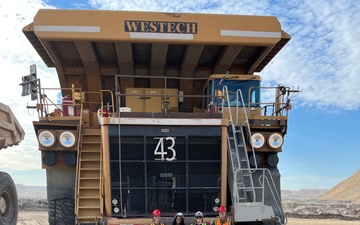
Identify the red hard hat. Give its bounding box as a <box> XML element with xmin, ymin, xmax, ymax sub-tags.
<box><xmin>153</xmin><ymin>209</ymin><xmax>161</xmax><ymax>216</ymax></box>
<box><xmin>218</xmin><ymin>205</ymin><xmax>226</xmax><ymax>212</ymax></box>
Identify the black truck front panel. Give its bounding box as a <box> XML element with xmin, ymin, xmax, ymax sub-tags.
<box><xmin>108</xmin><ymin>125</ymin><xmax>222</xmax><ymax>217</ymax></box>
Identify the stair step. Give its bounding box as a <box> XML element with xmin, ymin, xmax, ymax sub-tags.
<box><xmin>79</xmin><ymin>196</ymin><xmax>100</xmax><ymax>199</ymax></box>
<box><xmin>80</xmin><ymin>167</ymin><xmax>101</xmax><ymax>170</ymax></box>
<box><xmin>79</xmin><ymin>178</ymin><xmax>100</xmax><ymax>182</ymax></box>
<box><xmin>81</xmin><ymin>153</ymin><xmax>100</xmax><ymax>159</ymax></box>
<box><xmin>82</xmin><ymin>141</ymin><xmax>100</xmax><ymax>144</ymax></box>
<box><xmin>81</xmin><ymin>161</ymin><xmax>100</xmax><ymax>168</ymax></box>
<box><xmin>81</xmin><ymin>128</ymin><xmax>101</xmax><ymax>135</ymax></box>
<box><xmin>77</xmin><ymin>209</ymin><xmax>102</xmax><ymax>217</ymax></box>
<box><xmin>79</xmin><ymin>186</ymin><xmax>101</xmax><ymax>189</ymax></box>
<box><xmin>81</xmin><ymin>148</ymin><xmax>101</xmax><ymax>153</ymax></box>
<box><xmin>79</xmin><ymin>190</ymin><xmax>100</xmax><ymax>197</ymax></box>
<box><xmin>81</xmin><ymin>158</ymin><xmax>102</xmax><ymax>162</ymax></box>
<box><xmin>77</xmin><ymin>216</ymin><xmax>102</xmax><ymax>220</ymax></box>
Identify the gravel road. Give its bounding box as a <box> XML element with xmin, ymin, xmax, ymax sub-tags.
<box><xmin>17</xmin><ymin>210</ymin><xmax>360</xmax><ymax>225</ymax></box>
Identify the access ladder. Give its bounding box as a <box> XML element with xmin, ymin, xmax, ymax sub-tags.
<box><xmin>76</xmin><ymin>127</ymin><xmax>103</xmax><ymax>224</ymax></box>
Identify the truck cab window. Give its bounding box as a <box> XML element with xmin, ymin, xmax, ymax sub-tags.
<box><xmin>207</xmin><ymin>79</ymin><xmax>260</xmax><ymax>107</ymax></box>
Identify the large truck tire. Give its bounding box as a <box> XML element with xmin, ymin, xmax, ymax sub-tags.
<box><xmin>48</xmin><ymin>198</ymin><xmax>75</xmax><ymax>225</ymax></box>
<box><xmin>0</xmin><ymin>172</ymin><xmax>18</xmax><ymax>225</ymax></box>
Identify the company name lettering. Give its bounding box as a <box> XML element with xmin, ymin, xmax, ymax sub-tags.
<box><xmin>124</xmin><ymin>20</ymin><xmax>197</xmax><ymax>34</ymax></box>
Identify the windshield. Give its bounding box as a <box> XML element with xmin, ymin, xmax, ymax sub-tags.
<box><xmin>208</xmin><ymin>79</ymin><xmax>260</xmax><ymax>107</ymax></box>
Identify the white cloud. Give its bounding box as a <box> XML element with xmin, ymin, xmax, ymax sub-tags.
<box><xmin>262</xmin><ymin>1</ymin><xmax>360</xmax><ymax>111</ymax></box>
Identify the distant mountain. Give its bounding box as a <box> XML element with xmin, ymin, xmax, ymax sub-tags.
<box><xmin>319</xmin><ymin>169</ymin><xmax>360</xmax><ymax>203</ymax></box>
<box><xmin>282</xmin><ymin>189</ymin><xmax>328</xmax><ymax>200</ymax></box>
<box><xmin>16</xmin><ymin>184</ymin><xmax>47</xmax><ymax>199</ymax></box>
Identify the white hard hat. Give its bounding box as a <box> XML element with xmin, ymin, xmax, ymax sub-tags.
<box><xmin>195</xmin><ymin>211</ymin><xmax>203</xmax><ymax>217</ymax></box>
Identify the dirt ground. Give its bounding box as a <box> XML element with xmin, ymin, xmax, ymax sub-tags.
<box><xmin>17</xmin><ymin>211</ymin><xmax>48</xmax><ymax>225</ymax></box>
<box><xmin>287</xmin><ymin>218</ymin><xmax>360</xmax><ymax>225</ymax></box>
<box><xmin>17</xmin><ymin>211</ymin><xmax>359</xmax><ymax>225</ymax></box>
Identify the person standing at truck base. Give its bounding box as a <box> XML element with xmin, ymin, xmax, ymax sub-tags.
<box><xmin>172</xmin><ymin>212</ymin><xmax>185</xmax><ymax>225</ymax></box>
<box><xmin>190</xmin><ymin>211</ymin><xmax>206</xmax><ymax>225</ymax></box>
<box><xmin>151</xmin><ymin>209</ymin><xmax>165</xmax><ymax>225</ymax></box>
<box><xmin>211</xmin><ymin>206</ymin><xmax>234</xmax><ymax>225</ymax></box>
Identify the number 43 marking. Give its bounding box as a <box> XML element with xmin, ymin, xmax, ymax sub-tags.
<box><xmin>154</xmin><ymin>137</ymin><xmax>176</xmax><ymax>161</ymax></box>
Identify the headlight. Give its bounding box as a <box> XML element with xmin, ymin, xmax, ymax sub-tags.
<box><xmin>213</xmin><ymin>206</ymin><xmax>219</xmax><ymax>212</ymax></box>
<box><xmin>59</xmin><ymin>131</ymin><xmax>76</xmax><ymax>148</ymax></box>
<box><xmin>268</xmin><ymin>133</ymin><xmax>283</xmax><ymax>149</ymax></box>
<box><xmin>113</xmin><ymin>207</ymin><xmax>120</xmax><ymax>213</ymax></box>
<box><xmin>112</xmin><ymin>198</ymin><xmax>118</xmax><ymax>205</ymax></box>
<box><xmin>214</xmin><ymin>197</ymin><xmax>220</xmax><ymax>204</ymax></box>
<box><xmin>251</xmin><ymin>133</ymin><xmax>265</xmax><ymax>148</ymax></box>
<box><xmin>38</xmin><ymin>130</ymin><xmax>56</xmax><ymax>148</ymax></box>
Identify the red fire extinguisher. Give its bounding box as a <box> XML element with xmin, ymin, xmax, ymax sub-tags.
<box><xmin>62</xmin><ymin>95</ymin><xmax>76</xmax><ymax>116</ymax></box>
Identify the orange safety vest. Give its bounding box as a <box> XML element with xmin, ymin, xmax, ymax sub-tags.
<box><xmin>213</xmin><ymin>217</ymin><xmax>232</xmax><ymax>225</ymax></box>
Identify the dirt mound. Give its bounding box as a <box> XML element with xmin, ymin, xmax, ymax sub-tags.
<box><xmin>283</xmin><ymin>200</ymin><xmax>360</xmax><ymax>220</ymax></box>
<box><xmin>319</xmin><ymin>169</ymin><xmax>360</xmax><ymax>203</ymax></box>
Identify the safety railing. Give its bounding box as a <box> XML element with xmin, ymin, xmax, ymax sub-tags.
<box><xmin>221</xmin><ymin>86</ymin><xmax>286</xmax><ymax>224</ymax></box>
<box><xmin>221</xmin><ymin>85</ymin><xmax>256</xmax><ymax>203</ymax></box>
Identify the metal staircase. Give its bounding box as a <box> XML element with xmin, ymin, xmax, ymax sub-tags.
<box><xmin>222</xmin><ymin>86</ymin><xmax>287</xmax><ymax>225</ymax></box>
<box><xmin>76</xmin><ymin>127</ymin><xmax>103</xmax><ymax>224</ymax></box>
<box><xmin>228</xmin><ymin>124</ymin><xmax>256</xmax><ymax>202</ymax></box>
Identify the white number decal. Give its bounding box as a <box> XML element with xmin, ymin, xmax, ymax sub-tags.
<box><xmin>154</xmin><ymin>137</ymin><xmax>176</xmax><ymax>161</ymax></box>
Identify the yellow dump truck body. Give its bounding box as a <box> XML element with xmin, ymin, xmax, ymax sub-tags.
<box><xmin>0</xmin><ymin>102</ymin><xmax>25</xmax><ymax>150</ymax></box>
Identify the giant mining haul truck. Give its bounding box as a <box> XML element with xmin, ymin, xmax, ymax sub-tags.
<box><xmin>0</xmin><ymin>102</ymin><xmax>25</xmax><ymax>225</ymax></box>
<box><xmin>21</xmin><ymin>9</ymin><xmax>299</xmax><ymax>225</ymax></box>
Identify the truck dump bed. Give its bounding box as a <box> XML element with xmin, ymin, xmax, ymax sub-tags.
<box><xmin>0</xmin><ymin>103</ymin><xmax>25</xmax><ymax>150</ymax></box>
<box><xmin>23</xmin><ymin>9</ymin><xmax>290</xmax><ymax>112</ymax></box>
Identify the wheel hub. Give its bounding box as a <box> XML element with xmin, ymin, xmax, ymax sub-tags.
<box><xmin>0</xmin><ymin>196</ymin><xmax>6</xmax><ymax>214</ymax></box>
<box><xmin>0</xmin><ymin>190</ymin><xmax>12</xmax><ymax>222</ymax></box>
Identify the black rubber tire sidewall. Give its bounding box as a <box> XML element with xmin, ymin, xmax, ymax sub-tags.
<box><xmin>48</xmin><ymin>198</ymin><xmax>75</xmax><ymax>225</ymax></box>
<box><xmin>0</xmin><ymin>172</ymin><xmax>18</xmax><ymax>225</ymax></box>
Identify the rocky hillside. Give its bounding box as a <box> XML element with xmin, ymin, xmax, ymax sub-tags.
<box><xmin>282</xmin><ymin>189</ymin><xmax>328</xmax><ymax>200</ymax></box>
<box><xmin>319</xmin><ymin>169</ymin><xmax>360</xmax><ymax>203</ymax></box>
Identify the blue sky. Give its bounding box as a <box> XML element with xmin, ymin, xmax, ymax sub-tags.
<box><xmin>0</xmin><ymin>0</ymin><xmax>359</xmax><ymax>190</ymax></box>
